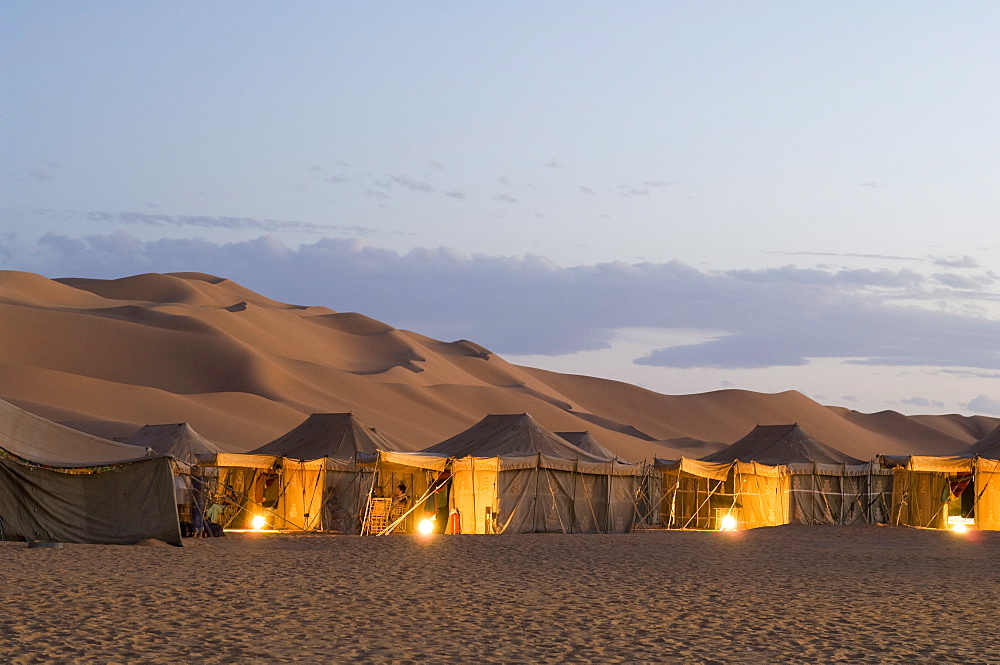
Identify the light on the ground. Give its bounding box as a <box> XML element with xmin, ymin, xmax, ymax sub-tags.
<box><xmin>418</xmin><ymin>517</ymin><xmax>436</xmax><ymax>535</ymax></box>
<box><xmin>951</xmin><ymin>522</ymin><xmax>969</xmax><ymax>534</ymax></box>
<box><xmin>719</xmin><ymin>514</ymin><xmax>738</xmax><ymax>531</ymax></box>
<box><xmin>251</xmin><ymin>515</ymin><xmax>267</xmax><ymax>530</ymax></box>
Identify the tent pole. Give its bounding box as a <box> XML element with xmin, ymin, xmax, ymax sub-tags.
<box><xmin>532</xmin><ymin>452</ymin><xmax>541</xmax><ymax>532</ymax></box>
<box><xmin>570</xmin><ymin>459</ymin><xmax>578</xmax><ymax>534</ymax></box>
<box><xmin>605</xmin><ymin>461</ymin><xmax>613</xmax><ymax>534</ymax></box>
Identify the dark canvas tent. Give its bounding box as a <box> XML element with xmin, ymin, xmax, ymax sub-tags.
<box><xmin>200</xmin><ymin>413</ymin><xmax>404</xmax><ymax>533</ymax></box>
<box><xmin>121</xmin><ymin>423</ymin><xmax>227</xmax><ymax>532</ymax></box>
<box><xmin>0</xmin><ymin>399</ymin><xmax>180</xmax><ymax>545</ymax></box>
<box><xmin>882</xmin><ymin>424</ymin><xmax>1000</xmax><ymax>531</ymax></box>
<box><xmin>556</xmin><ymin>431</ymin><xmax>622</xmax><ymax>462</ymax></box>
<box><xmin>421</xmin><ymin>414</ymin><xmax>642</xmax><ymax>534</ymax></box>
<box><xmin>250</xmin><ymin>413</ymin><xmax>403</xmax><ymax>459</ymax></box>
<box><xmin>661</xmin><ymin>424</ymin><xmax>890</xmax><ymax>529</ymax></box>
<box><xmin>121</xmin><ymin>422</ymin><xmax>225</xmax><ymax>465</ymax></box>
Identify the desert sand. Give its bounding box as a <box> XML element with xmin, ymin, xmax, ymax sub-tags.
<box><xmin>1</xmin><ymin>526</ymin><xmax>997</xmax><ymax>664</ymax></box>
<box><xmin>1</xmin><ymin>270</ymin><xmax>997</xmax><ymax>463</ymax></box>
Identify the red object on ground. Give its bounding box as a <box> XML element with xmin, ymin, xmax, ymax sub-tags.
<box><xmin>449</xmin><ymin>509</ymin><xmax>461</xmax><ymax>534</ymax></box>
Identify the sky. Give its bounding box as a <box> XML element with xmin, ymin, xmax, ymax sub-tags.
<box><xmin>3</xmin><ymin>2</ymin><xmax>1000</xmax><ymax>417</ymax></box>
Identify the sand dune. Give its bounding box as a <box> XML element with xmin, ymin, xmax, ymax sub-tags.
<box><xmin>1</xmin><ymin>270</ymin><xmax>994</xmax><ymax>461</ymax></box>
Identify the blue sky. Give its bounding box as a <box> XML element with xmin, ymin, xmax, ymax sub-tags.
<box><xmin>3</xmin><ymin>2</ymin><xmax>1000</xmax><ymax>416</ymax></box>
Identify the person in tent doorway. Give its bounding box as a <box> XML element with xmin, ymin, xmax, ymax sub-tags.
<box><xmin>390</xmin><ymin>483</ymin><xmax>409</xmax><ymax>530</ymax></box>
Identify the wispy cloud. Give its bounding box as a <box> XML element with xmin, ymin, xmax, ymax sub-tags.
<box><xmin>762</xmin><ymin>250</ymin><xmax>923</xmax><ymax>262</ymax></box>
<box><xmin>86</xmin><ymin>211</ymin><xmax>377</xmax><ymax>235</ymax></box>
<box><xmin>28</xmin><ymin>165</ymin><xmax>58</xmax><ymax>181</ymax></box>
<box><xmin>384</xmin><ymin>174</ymin><xmax>435</xmax><ymax>193</ymax></box>
<box><xmin>493</xmin><ymin>193</ymin><xmax>517</xmax><ymax>203</ymax></box>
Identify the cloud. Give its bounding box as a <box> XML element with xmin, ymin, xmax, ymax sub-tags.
<box><xmin>5</xmin><ymin>233</ymin><xmax>1000</xmax><ymax>372</ymax></box>
<box><xmin>444</xmin><ymin>191</ymin><xmax>467</xmax><ymax>200</ymax></box>
<box><xmin>86</xmin><ymin>211</ymin><xmax>376</xmax><ymax>236</ymax></box>
<box><xmin>860</xmin><ymin>180</ymin><xmax>885</xmax><ymax>188</ymax></box>
<box><xmin>966</xmin><ymin>395</ymin><xmax>1000</xmax><ymax>416</ymax></box>
<box><xmin>841</xmin><ymin>395</ymin><xmax>859</xmax><ymax>403</ymax></box>
<box><xmin>762</xmin><ymin>250</ymin><xmax>923</xmax><ymax>262</ymax></box>
<box><xmin>544</xmin><ymin>159</ymin><xmax>566</xmax><ymax>169</ymax></box>
<box><xmin>382</xmin><ymin>175</ymin><xmax>435</xmax><ymax>193</ymax></box>
<box><xmin>901</xmin><ymin>396</ymin><xmax>945</xmax><ymax>408</ymax></box>
<box><xmin>579</xmin><ymin>186</ymin><xmax>595</xmax><ymax>195</ymax></box>
<box><xmin>932</xmin><ymin>273</ymin><xmax>994</xmax><ymax>290</ymax></box>
<box><xmin>933</xmin><ymin>255</ymin><xmax>979</xmax><ymax>269</ymax></box>
<box><xmin>28</xmin><ymin>166</ymin><xmax>57</xmax><ymax>181</ymax></box>
<box><xmin>493</xmin><ymin>193</ymin><xmax>517</xmax><ymax>203</ymax></box>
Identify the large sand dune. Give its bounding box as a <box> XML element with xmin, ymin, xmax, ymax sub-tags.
<box><xmin>1</xmin><ymin>270</ymin><xmax>994</xmax><ymax>460</ymax></box>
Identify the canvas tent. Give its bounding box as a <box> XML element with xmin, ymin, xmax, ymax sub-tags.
<box><xmin>200</xmin><ymin>413</ymin><xmax>404</xmax><ymax>533</ymax></box>
<box><xmin>121</xmin><ymin>422</ymin><xmax>227</xmax><ymax>530</ymax></box>
<box><xmin>0</xmin><ymin>399</ymin><xmax>181</xmax><ymax>545</ymax></box>
<box><xmin>419</xmin><ymin>414</ymin><xmax>643</xmax><ymax>534</ymax></box>
<box><xmin>121</xmin><ymin>422</ymin><xmax>225</xmax><ymax>465</ymax></box>
<box><xmin>659</xmin><ymin>424</ymin><xmax>891</xmax><ymax>529</ymax></box>
<box><xmin>882</xmin><ymin>424</ymin><xmax>1000</xmax><ymax>531</ymax></box>
<box><xmin>556</xmin><ymin>431</ymin><xmax>622</xmax><ymax>462</ymax></box>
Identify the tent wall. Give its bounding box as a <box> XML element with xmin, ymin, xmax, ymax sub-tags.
<box><xmin>787</xmin><ymin>473</ymin><xmax>870</xmax><ymax>525</ymax></box>
<box><xmin>450</xmin><ymin>460</ymin><xmax>498</xmax><ymax>534</ymax></box>
<box><xmin>0</xmin><ymin>455</ymin><xmax>181</xmax><ymax>545</ymax></box>
<box><xmin>891</xmin><ymin>470</ymin><xmax>948</xmax><ymax>529</ymax></box>
<box><xmin>661</xmin><ymin>470</ymin><xmax>724</xmax><ymax>529</ymax></box>
<box><xmin>733</xmin><ymin>470</ymin><xmax>787</xmax><ymax>528</ymax></box>
<box><xmin>974</xmin><ymin>458</ymin><xmax>1000</xmax><ymax>530</ymax></box>
<box><xmin>323</xmin><ymin>466</ymin><xmax>374</xmax><ymax>534</ymax></box>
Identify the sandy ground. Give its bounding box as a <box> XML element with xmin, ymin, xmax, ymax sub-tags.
<box><xmin>1</xmin><ymin>525</ymin><xmax>998</xmax><ymax>664</ymax></box>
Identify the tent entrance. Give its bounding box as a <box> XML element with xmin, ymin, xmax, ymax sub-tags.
<box><xmin>946</xmin><ymin>474</ymin><xmax>976</xmax><ymax>526</ymax></box>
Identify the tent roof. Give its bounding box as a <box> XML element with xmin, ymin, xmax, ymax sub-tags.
<box><xmin>556</xmin><ymin>431</ymin><xmax>621</xmax><ymax>462</ymax></box>
<box><xmin>958</xmin><ymin>424</ymin><xmax>1000</xmax><ymax>459</ymax></box>
<box><xmin>424</xmin><ymin>414</ymin><xmax>608</xmax><ymax>462</ymax></box>
<box><xmin>0</xmin><ymin>398</ymin><xmax>157</xmax><ymax>467</ymax></box>
<box><xmin>250</xmin><ymin>413</ymin><xmax>402</xmax><ymax>460</ymax></box>
<box><xmin>121</xmin><ymin>423</ymin><xmax>225</xmax><ymax>465</ymax></box>
<box><xmin>700</xmin><ymin>423</ymin><xmax>863</xmax><ymax>466</ymax></box>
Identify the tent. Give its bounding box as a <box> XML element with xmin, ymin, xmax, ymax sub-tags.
<box><xmin>121</xmin><ymin>423</ymin><xmax>227</xmax><ymax>531</ymax></box>
<box><xmin>882</xmin><ymin>424</ymin><xmax>1000</xmax><ymax>531</ymax></box>
<box><xmin>420</xmin><ymin>414</ymin><xmax>643</xmax><ymax>534</ymax></box>
<box><xmin>200</xmin><ymin>413</ymin><xmax>404</xmax><ymax>533</ymax></box>
<box><xmin>0</xmin><ymin>399</ymin><xmax>181</xmax><ymax>545</ymax></box>
<box><xmin>556</xmin><ymin>431</ymin><xmax>622</xmax><ymax>462</ymax></box>
<box><xmin>659</xmin><ymin>424</ymin><xmax>891</xmax><ymax>529</ymax></box>
<box><xmin>121</xmin><ymin>422</ymin><xmax>225</xmax><ymax>465</ymax></box>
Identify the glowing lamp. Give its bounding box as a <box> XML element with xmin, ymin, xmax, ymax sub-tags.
<box><xmin>951</xmin><ymin>522</ymin><xmax>969</xmax><ymax>534</ymax></box>
<box><xmin>251</xmin><ymin>515</ymin><xmax>267</xmax><ymax>531</ymax></box>
<box><xmin>417</xmin><ymin>517</ymin><xmax>436</xmax><ymax>535</ymax></box>
<box><xmin>719</xmin><ymin>514</ymin><xmax>738</xmax><ymax>531</ymax></box>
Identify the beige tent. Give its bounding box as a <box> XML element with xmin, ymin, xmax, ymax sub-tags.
<box><xmin>419</xmin><ymin>414</ymin><xmax>643</xmax><ymax>534</ymax></box>
<box><xmin>660</xmin><ymin>424</ymin><xmax>890</xmax><ymax>529</ymax></box>
<box><xmin>200</xmin><ymin>413</ymin><xmax>403</xmax><ymax>532</ymax></box>
<box><xmin>0</xmin><ymin>399</ymin><xmax>180</xmax><ymax>545</ymax></box>
<box><xmin>882</xmin><ymin>425</ymin><xmax>1000</xmax><ymax>531</ymax></box>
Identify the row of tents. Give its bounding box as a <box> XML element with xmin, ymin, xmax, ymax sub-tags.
<box><xmin>1</xmin><ymin>397</ymin><xmax>998</xmax><ymax>544</ymax></box>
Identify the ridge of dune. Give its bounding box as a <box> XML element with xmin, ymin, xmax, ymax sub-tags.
<box><xmin>1</xmin><ymin>270</ymin><xmax>995</xmax><ymax>462</ymax></box>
